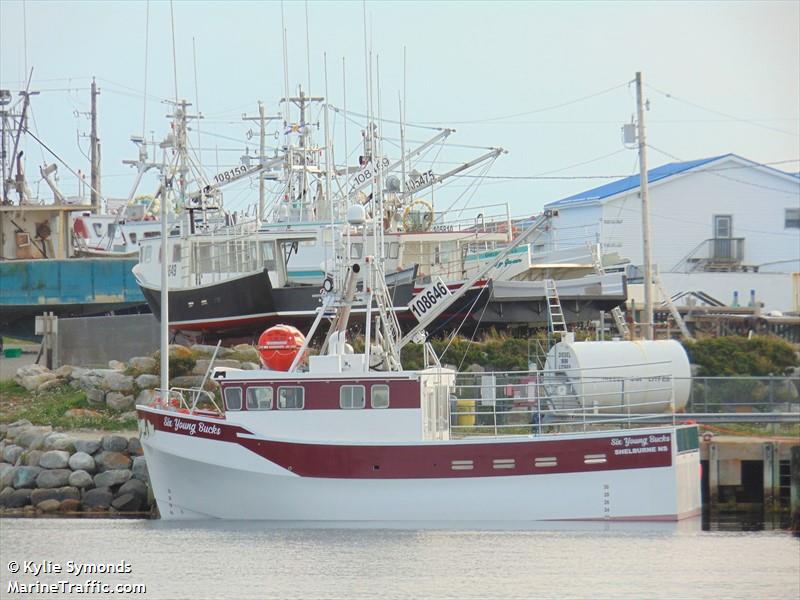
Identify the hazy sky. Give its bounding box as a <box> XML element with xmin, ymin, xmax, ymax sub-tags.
<box><xmin>1</xmin><ymin>0</ymin><xmax>798</xmax><ymax>219</ymax></box>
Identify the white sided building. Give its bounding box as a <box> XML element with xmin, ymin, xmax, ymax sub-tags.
<box><xmin>542</xmin><ymin>154</ymin><xmax>800</xmax><ymax>312</ymax></box>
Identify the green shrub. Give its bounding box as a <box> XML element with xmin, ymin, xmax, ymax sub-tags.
<box><xmin>683</xmin><ymin>335</ymin><xmax>798</xmax><ymax>376</ymax></box>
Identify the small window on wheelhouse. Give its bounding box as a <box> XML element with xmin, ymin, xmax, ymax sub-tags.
<box><xmin>371</xmin><ymin>384</ymin><xmax>390</xmax><ymax>409</ymax></box>
<box><xmin>277</xmin><ymin>386</ymin><xmax>304</xmax><ymax>410</ymax></box>
<box><xmin>141</xmin><ymin>245</ymin><xmax>152</xmax><ymax>263</ymax></box>
<box><xmin>340</xmin><ymin>385</ymin><xmax>365</xmax><ymax>409</ymax></box>
<box><xmin>247</xmin><ymin>386</ymin><xmax>273</xmax><ymax>410</ymax></box>
<box><xmin>224</xmin><ymin>387</ymin><xmax>243</xmax><ymax>411</ymax></box>
<box><xmin>173</xmin><ymin>243</ymin><xmax>182</xmax><ymax>262</ymax></box>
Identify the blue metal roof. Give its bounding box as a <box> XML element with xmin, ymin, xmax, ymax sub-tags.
<box><xmin>547</xmin><ymin>154</ymin><xmax>729</xmax><ymax>207</ymax></box>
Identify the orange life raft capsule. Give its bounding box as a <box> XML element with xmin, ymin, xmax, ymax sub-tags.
<box><xmin>257</xmin><ymin>325</ymin><xmax>307</xmax><ymax>371</ymax></box>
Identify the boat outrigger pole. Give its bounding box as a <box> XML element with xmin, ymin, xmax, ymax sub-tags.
<box><xmin>397</xmin><ymin>209</ymin><xmax>556</xmax><ymax>350</ymax></box>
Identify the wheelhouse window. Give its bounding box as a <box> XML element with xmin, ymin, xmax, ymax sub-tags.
<box><xmin>340</xmin><ymin>385</ymin><xmax>366</xmax><ymax>409</ymax></box>
<box><xmin>350</xmin><ymin>242</ymin><xmax>364</xmax><ymax>258</ymax></box>
<box><xmin>129</xmin><ymin>232</ymin><xmax>137</xmax><ymax>245</ymax></box>
<box><xmin>278</xmin><ymin>386</ymin><xmax>304</xmax><ymax>410</ymax></box>
<box><xmin>246</xmin><ymin>386</ymin><xmax>273</xmax><ymax>410</ymax></box>
<box><xmin>786</xmin><ymin>207</ymin><xmax>800</xmax><ymax>229</ymax></box>
<box><xmin>224</xmin><ymin>387</ymin><xmax>243</xmax><ymax>411</ymax></box>
<box><xmin>173</xmin><ymin>243</ymin><xmax>182</xmax><ymax>262</ymax></box>
<box><xmin>140</xmin><ymin>245</ymin><xmax>152</xmax><ymax>263</ymax></box>
<box><xmin>371</xmin><ymin>384</ymin><xmax>390</xmax><ymax>409</ymax></box>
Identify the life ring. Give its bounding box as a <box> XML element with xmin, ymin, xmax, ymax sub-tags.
<box><xmin>402</xmin><ymin>199</ymin><xmax>434</xmax><ymax>232</ymax></box>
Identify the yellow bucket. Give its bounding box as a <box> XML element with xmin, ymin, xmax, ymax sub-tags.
<box><xmin>456</xmin><ymin>400</ymin><xmax>476</xmax><ymax>427</ymax></box>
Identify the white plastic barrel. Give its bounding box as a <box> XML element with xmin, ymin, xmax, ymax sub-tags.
<box><xmin>543</xmin><ymin>339</ymin><xmax>691</xmax><ymax>413</ymax></box>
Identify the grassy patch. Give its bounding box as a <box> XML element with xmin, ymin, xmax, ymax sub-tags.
<box><xmin>0</xmin><ymin>379</ymin><xmax>137</xmax><ymax>431</ymax></box>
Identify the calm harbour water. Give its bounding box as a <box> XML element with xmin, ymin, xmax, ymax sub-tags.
<box><xmin>1</xmin><ymin>517</ymin><xmax>798</xmax><ymax>600</ymax></box>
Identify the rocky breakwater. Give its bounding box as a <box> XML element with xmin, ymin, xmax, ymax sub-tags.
<box><xmin>0</xmin><ymin>422</ymin><xmax>151</xmax><ymax>516</ymax></box>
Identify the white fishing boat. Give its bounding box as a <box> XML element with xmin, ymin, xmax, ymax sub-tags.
<box><xmin>137</xmin><ymin>197</ymin><xmax>701</xmax><ymax>521</ymax></box>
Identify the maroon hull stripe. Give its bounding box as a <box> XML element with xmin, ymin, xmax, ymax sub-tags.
<box><xmin>139</xmin><ymin>407</ymin><xmax>675</xmax><ymax>479</ymax></box>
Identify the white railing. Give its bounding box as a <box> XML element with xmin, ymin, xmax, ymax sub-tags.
<box><xmin>154</xmin><ymin>387</ymin><xmax>222</xmax><ymax>414</ymax></box>
<box><xmin>448</xmin><ymin>369</ymin><xmax>680</xmax><ymax>437</ymax></box>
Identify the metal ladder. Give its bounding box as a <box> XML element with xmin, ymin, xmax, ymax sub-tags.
<box><xmin>655</xmin><ymin>276</ymin><xmax>693</xmax><ymax>340</ymax></box>
<box><xmin>545</xmin><ymin>278</ymin><xmax>568</xmax><ymax>336</ymax></box>
<box><xmin>589</xmin><ymin>244</ymin><xmax>630</xmax><ymax>339</ymax></box>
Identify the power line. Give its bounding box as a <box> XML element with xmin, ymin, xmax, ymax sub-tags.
<box><xmin>646</xmin><ymin>83</ymin><xmax>799</xmax><ymax>138</ymax></box>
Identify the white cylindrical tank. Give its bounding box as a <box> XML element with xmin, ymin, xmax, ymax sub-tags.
<box><xmin>543</xmin><ymin>339</ymin><xmax>690</xmax><ymax>413</ymax></box>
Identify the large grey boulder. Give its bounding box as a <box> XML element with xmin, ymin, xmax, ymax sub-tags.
<box><xmin>36</xmin><ymin>469</ymin><xmax>72</xmax><ymax>489</ymax></box>
<box><xmin>127</xmin><ymin>438</ymin><xmax>143</xmax><ymax>456</ymax></box>
<box><xmin>86</xmin><ymin>388</ymin><xmax>106</xmax><ymax>406</ymax></box>
<box><xmin>12</xmin><ymin>466</ymin><xmax>42</xmax><ymax>489</ymax></box>
<box><xmin>103</xmin><ymin>371</ymin><xmax>135</xmax><ymax>393</ymax></box>
<box><xmin>6</xmin><ymin>488</ymin><xmax>33</xmax><ymax>508</ymax></box>
<box><xmin>68</xmin><ymin>452</ymin><xmax>96</xmax><ymax>473</ymax></box>
<box><xmin>111</xmin><ymin>493</ymin><xmax>142</xmax><ymax>512</ymax></box>
<box><xmin>16</xmin><ymin>426</ymin><xmax>52</xmax><ymax>450</ymax></box>
<box><xmin>0</xmin><ymin>463</ymin><xmax>14</xmax><ymax>483</ymax></box>
<box><xmin>132</xmin><ymin>456</ymin><xmax>149</xmax><ymax>482</ymax></box>
<box><xmin>43</xmin><ymin>433</ymin><xmax>74</xmax><ymax>451</ymax></box>
<box><xmin>101</xmin><ymin>435</ymin><xmax>130</xmax><ymax>453</ymax></box>
<box><xmin>0</xmin><ymin>486</ymin><xmax>15</xmax><ymax>506</ymax></box>
<box><xmin>135</xmin><ymin>389</ymin><xmax>157</xmax><ymax>405</ymax></box>
<box><xmin>74</xmin><ymin>439</ymin><xmax>101</xmax><ymax>455</ymax></box>
<box><xmin>55</xmin><ymin>365</ymin><xmax>86</xmax><ymax>380</ymax></box>
<box><xmin>3</xmin><ymin>445</ymin><xmax>24</xmax><ymax>465</ymax></box>
<box><xmin>57</xmin><ymin>486</ymin><xmax>81</xmax><ymax>501</ymax></box>
<box><xmin>15</xmin><ymin>364</ymin><xmax>57</xmax><ymax>392</ymax></box>
<box><xmin>82</xmin><ymin>487</ymin><xmax>113</xmax><ymax>508</ymax></box>
<box><xmin>68</xmin><ymin>470</ymin><xmax>94</xmax><ymax>489</ymax></box>
<box><xmin>135</xmin><ymin>374</ymin><xmax>160</xmax><ymax>389</ymax></box>
<box><xmin>21</xmin><ymin>450</ymin><xmax>44</xmax><ymax>467</ymax></box>
<box><xmin>129</xmin><ymin>357</ymin><xmax>157</xmax><ymax>373</ymax></box>
<box><xmin>94</xmin><ymin>469</ymin><xmax>132</xmax><ymax>489</ymax></box>
<box><xmin>31</xmin><ymin>488</ymin><xmax>62</xmax><ymax>506</ymax></box>
<box><xmin>39</xmin><ymin>450</ymin><xmax>71</xmax><ymax>470</ymax></box>
<box><xmin>5</xmin><ymin>419</ymin><xmax>33</xmax><ymax>440</ymax></box>
<box><xmin>0</xmin><ymin>466</ymin><xmax>17</xmax><ymax>488</ymax></box>
<box><xmin>118</xmin><ymin>478</ymin><xmax>148</xmax><ymax>501</ymax></box>
<box><xmin>94</xmin><ymin>451</ymin><xmax>131</xmax><ymax>472</ymax></box>
<box><xmin>37</xmin><ymin>498</ymin><xmax>61</xmax><ymax>512</ymax></box>
<box><xmin>106</xmin><ymin>392</ymin><xmax>135</xmax><ymax>411</ymax></box>
<box><xmin>108</xmin><ymin>360</ymin><xmax>127</xmax><ymax>371</ymax></box>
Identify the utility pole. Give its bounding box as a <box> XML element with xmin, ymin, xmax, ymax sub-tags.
<box><xmin>90</xmin><ymin>78</ymin><xmax>100</xmax><ymax>213</ymax></box>
<box><xmin>635</xmin><ymin>71</ymin><xmax>654</xmax><ymax>340</ymax></box>
<box><xmin>243</xmin><ymin>101</ymin><xmax>280</xmax><ymax>221</ymax></box>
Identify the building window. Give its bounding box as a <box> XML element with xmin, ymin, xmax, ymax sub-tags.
<box><xmin>224</xmin><ymin>387</ymin><xmax>242</xmax><ymax>411</ymax></box>
<box><xmin>340</xmin><ymin>385</ymin><xmax>366</xmax><ymax>409</ymax></box>
<box><xmin>786</xmin><ymin>208</ymin><xmax>800</xmax><ymax>229</ymax></box>
<box><xmin>246</xmin><ymin>386</ymin><xmax>273</xmax><ymax>410</ymax></box>
<box><xmin>277</xmin><ymin>386</ymin><xmax>304</xmax><ymax>410</ymax></box>
<box><xmin>371</xmin><ymin>384</ymin><xmax>390</xmax><ymax>409</ymax></box>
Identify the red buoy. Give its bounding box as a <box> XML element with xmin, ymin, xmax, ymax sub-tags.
<box><xmin>257</xmin><ymin>325</ymin><xmax>307</xmax><ymax>371</ymax></box>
